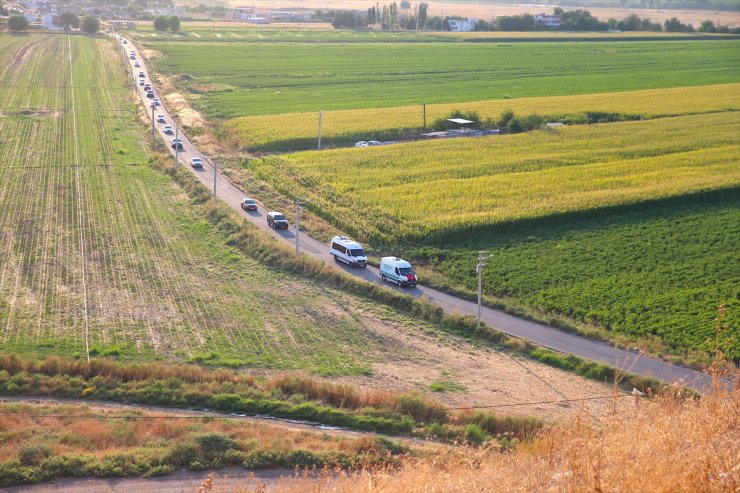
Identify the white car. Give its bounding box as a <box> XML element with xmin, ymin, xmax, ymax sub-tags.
<box><xmin>163</xmin><ymin>125</ymin><xmax>173</xmax><ymax>134</ymax></box>
<box><xmin>152</xmin><ymin>98</ymin><xmax>161</xmax><ymax>106</ymax></box>
<box><xmin>157</xmin><ymin>115</ymin><xmax>166</xmax><ymax>123</ymax></box>
<box><xmin>134</xmin><ymin>62</ymin><xmax>140</xmax><ymax>67</ymax></box>
<box><xmin>354</xmin><ymin>141</ymin><xmax>368</xmax><ymax>148</ymax></box>
<box><xmin>368</xmin><ymin>140</ymin><xmax>382</xmax><ymax>146</ymax></box>
<box><xmin>190</xmin><ymin>157</ymin><xmax>203</xmax><ymax>168</ymax></box>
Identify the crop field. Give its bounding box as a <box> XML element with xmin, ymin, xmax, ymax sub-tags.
<box><xmin>226</xmin><ymin>83</ymin><xmax>740</xmax><ymax>151</ymax></box>
<box><xmin>250</xmin><ymin>112</ymin><xmax>739</xmax><ymax>356</ymax></box>
<box><xmin>255</xmin><ymin>111</ymin><xmax>740</xmax><ymax>238</ymax></box>
<box><xmin>0</xmin><ymin>33</ymin><xmax>431</xmax><ymax>376</ymax></box>
<box><xmin>137</xmin><ymin>37</ymin><xmax>740</xmax><ymax>118</ymax></box>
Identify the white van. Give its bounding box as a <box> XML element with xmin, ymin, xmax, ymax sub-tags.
<box><xmin>380</xmin><ymin>257</ymin><xmax>417</xmax><ymax>287</ymax></box>
<box><xmin>329</xmin><ymin>236</ymin><xmax>367</xmax><ymax>268</ymax></box>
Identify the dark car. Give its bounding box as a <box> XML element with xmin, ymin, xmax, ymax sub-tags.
<box><xmin>170</xmin><ymin>138</ymin><xmax>184</xmax><ymax>150</ymax></box>
<box><xmin>267</xmin><ymin>211</ymin><xmax>289</xmax><ymax>229</ymax></box>
<box><xmin>240</xmin><ymin>198</ymin><xmax>258</xmax><ymax>211</ymax></box>
<box><xmin>146</xmin><ymin>91</ymin><xmax>154</xmax><ymax>99</ymax></box>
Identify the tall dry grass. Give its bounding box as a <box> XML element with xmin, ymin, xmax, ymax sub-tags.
<box><xmin>224</xmin><ymin>373</ymin><xmax>738</xmax><ymax>493</ymax></box>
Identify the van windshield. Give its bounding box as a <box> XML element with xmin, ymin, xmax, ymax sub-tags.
<box><xmin>349</xmin><ymin>249</ymin><xmax>365</xmax><ymax>257</ymax></box>
<box><xmin>399</xmin><ymin>267</ymin><xmax>414</xmax><ymax>275</ymax></box>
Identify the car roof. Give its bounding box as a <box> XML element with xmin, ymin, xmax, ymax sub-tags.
<box><xmin>268</xmin><ymin>211</ymin><xmax>285</xmax><ymax>216</ymax></box>
<box><xmin>332</xmin><ymin>236</ymin><xmax>363</xmax><ymax>248</ymax></box>
<box><xmin>243</xmin><ymin>197</ymin><xmax>256</xmax><ymax>202</ymax></box>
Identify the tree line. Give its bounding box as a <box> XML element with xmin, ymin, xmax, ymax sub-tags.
<box><xmin>330</xmin><ymin>3</ymin><xmax>739</xmax><ymax>33</ymax></box>
<box><xmin>7</xmin><ymin>12</ymin><xmax>100</xmax><ymax>33</ymax></box>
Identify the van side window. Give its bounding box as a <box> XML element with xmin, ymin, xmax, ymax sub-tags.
<box><xmin>332</xmin><ymin>243</ymin><xmax>346</xmax><ymax>254</ymax></box>
<box><xmin>395</xmin><ymin>267</ymin><xmax>399</xmax><ymax>275</ymax></box>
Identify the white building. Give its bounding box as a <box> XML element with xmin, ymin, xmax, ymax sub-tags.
<box><xmin>447</xmin><ymin>18</ymin><xmax>477</xmax><ymax>32</ymax></box>
<box><xmin>535</xmin><ymin>13</ymin><xmax>561</xmax><ymax>29</ymax></box>
<box><xmin>42</xmin><ymin>13</ymin><xmax>61</xmax><ymax>28</ymax></box>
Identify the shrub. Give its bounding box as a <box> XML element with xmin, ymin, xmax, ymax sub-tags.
<box><xmin>464</xmin><ymin>424</ymin><xmax>488</xmax><ymax>445</ymax></box>
<box><xmin>195</xmin><ymin>433</ymin><xmax>239</xmax><ymax>461</ymax></box>
<box><xmin>19</xmin><ymin>444</ymin><xmax>51</xmax><ymax>466</ymax></box>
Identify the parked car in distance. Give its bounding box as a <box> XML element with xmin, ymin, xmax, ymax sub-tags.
<box><xmin>152</xmin><ymin>98</ymin><xmax>160</xmax><ymax>106</ymax></box>
<box><xmin>138</xmin><ymin>79</ymin><xmax>145</xmax><ymax>86</ymax></box>
<box><xmin>163</xmin><ymin>125</ymin><xmax>173</xmax><ymax>134</ymax></box>
<box><xmin>171</xmin><ymin>138</ymin><xmax>183</xmax><ymax>150</ymax></box>
<box><xmin>122</xmin><ymin>40</ymin><xmax>127</xmax><ymax>44</ymax></box>
<box><xmin>240</xmin><ymin>198</ymin><xmax>258</xmax><ymax>211</ymax></box>
<box><xmin>157</xmin><ymin>115</ymin><xmax>165</xmax><ymax>123</ymax></box>
<box><xmin>267</xmin><ymin>211</ymin><xmax>289</xmax><ymax>229</ymax></box>
<box><xmin>143</xmin><ymin>84</ymin><xmax>151</xmax><ymax>91</ymax></box>
<box><xmin>190</xmin><ymin>157</ymin><xmax>203</xmax><ymax>168</ymax></box>
<box><xmin>380</xmin><ymin>256</ymin><xmax>417</xmax><ymax>287</ymax></box>
<box><xmin>368</xmin><ymin>140</ymin><xmax>382</xmax><ymax>146</ymax></box>
<box><xmin>329</xmin><ymin>236</ymin><xmax>367</xmax><ymax>268</ymax></box>
<box><xmin>134</xmin><ymin>62</ymin><xmax>140</xmax><ymax>67</ymax></box>
<box><xmin>129</xmin><ymin>55</ymin><xmax>136</xmax><ymax>60</ymax></box>
<box><xmin>354</xmin><ymin>141</ymin><xmax>368</xmax><ymax>148</ymax></box>
<box><xmin>138</xmin><ymin>71</ymin><xmax>145</xmax><ymax>78</ymax></box>
<box><xmin>146</xmin><ymin>91</ymin><xmax>154</xmax><ymax>98</ymax></box>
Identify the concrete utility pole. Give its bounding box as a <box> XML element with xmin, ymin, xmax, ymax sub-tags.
<box><xmin>213</xmin><ymin>158</ymin><xmax>217</xmax><ymax>199</ymax></box>
<box><xmin>295</xmin><ymin>199</ymin><xmax>302</xmax><ymax>255</ymax></box>
<box><xmin>317</xmin><ymin>110</ymin><xmax>323</xmax><ymax>150</ymax></box>
<box><xmin>476</xmin><ymin>251</ymin><xmax>491</xmax><ymax>329</ymax></box>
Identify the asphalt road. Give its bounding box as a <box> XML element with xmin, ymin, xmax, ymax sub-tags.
<box><xmin>117</xmin><ymin>35</ymin><xmax>713</xmax><ymax>393</ymax></box>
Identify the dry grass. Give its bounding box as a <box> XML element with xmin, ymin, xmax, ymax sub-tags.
<box><xmin>220</xmin><ymin>373</ymin><xmax>739</xmax><ymax>493</ymax></box>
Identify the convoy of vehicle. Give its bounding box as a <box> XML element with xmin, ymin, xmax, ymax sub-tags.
<box><xmin>266</xmin><ymin>212</ymin><xmax>289</xmax><ymax>229</ymax></box>
<box><xmin>240</xmin><ymin>198</ymin><xmax>258</xmax><ymax>211</ymax></box>
<box><xmin>380</xmin><ymin>257</ymin><xmax>417</xmax><ymax>287</ymax></box>
<box><xmin>122</xmin><ymin>35</ymin><xmax>414</xmax><ymax>290</ymax></box>
<box><xmin>330</xmin><ymin>236</ymin><xmax>368</xmax><ymax>268</ymax></box>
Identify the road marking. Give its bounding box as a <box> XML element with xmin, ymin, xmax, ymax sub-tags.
<box><xmin>68</xmin><ymin>35</ymin><xmax>91</xmax><ymax>363</ymax></box>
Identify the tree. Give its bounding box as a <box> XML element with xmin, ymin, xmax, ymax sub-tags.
<box><xmin>168</xmin><ymin>15</ymin><xmax>180</xmax><ymax>32</ymax></box>
<box><xmin>698</xmin><ymin>19</ymin><xmax>716</xmax><ymax>32</ymax></box>
<box><xmin>8</xmin><ymin>15</ymin><xmax>29</xmax><ymax>31</ymax></box>
<box><xmin>417</xmin><ymin>2</ymin><xmax>427</xmax><ymax>29</ymax></box>
<box><xmin>57</xmin><ymin>11</ymin><xmax>80</xmax><ymax>31</ymax></box>
<box><xmin>153</xmin><ymin>15</ymin><xmax>169</xmax><ymax>31</ymax></box>
<box><xmin>400</xmin><ymin>0</ymin><xmax>410</xmax><ymax>9</ymax></box>
<box><xmin>81</xmin><ymin>16</ymin><xmax>100</xmax><ymax>34</ymax></box>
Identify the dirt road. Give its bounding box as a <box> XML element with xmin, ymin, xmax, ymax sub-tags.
<box><xmin>117</xmin><ymin>34</ymin><xmax>712</xmax><ymax>393</ymax></box>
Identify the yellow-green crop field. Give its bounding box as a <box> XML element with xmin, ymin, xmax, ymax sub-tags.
<box><xmin>227</xmin><ymin>84</ymin><xmax>740</xmax><ymax>152</ymax></box>
<box><xmin>253</xmin><ymin>111</ymin><xmax>740</xmax><ymax>239</ymax></box>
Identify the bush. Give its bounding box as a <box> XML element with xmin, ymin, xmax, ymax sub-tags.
<box><xmin>195</xmin><ymin>433</ymin><xmax>238</xmax><ymax>461</ymax></box>
<box><xmin>168</xmin><ymin>15</ymin><xmax>180</xmax><ymax>32</ymax></box>
<box><xmin>19</xmin><ymin>444</ymin><xmax>51</xmax><ymax>466</ymax></box>
<box><xmin>464</xmin><ymin>424</ymin><xmax>488</xmax><ymax>445</ymax></box>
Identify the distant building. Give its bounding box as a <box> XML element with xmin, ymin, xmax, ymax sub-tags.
<box><xmin>447</xmin><ymin>18</ymin><xmax>477</xmax><ymax>32</ymax></box>
<box><xmin>109</xmin><ymin>20</ymin><xmax>136</xmax><ymax>28</ymax></box>
<box><xmin>535</xmin><ymin>13</ymin><xmax>561</xmax><ymax>29</ymax></box>
<box><xmin>42</xmin><ymin>13</ymin><xmax>61</xmax><ymax>28</ymax></box>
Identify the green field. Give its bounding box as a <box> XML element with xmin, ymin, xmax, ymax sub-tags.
<box><xmin>249</xmin><ymin>112</ymin><xmax>740</xmax><ymax>357</ymax></box>
<box><xmin>140</xmin><ymin>37</ymin><xmax>740</xmax><ymax>118</ymax></box>
<box><xmin>0</xmin><ymin>33</ymin><xmax>446</xmax><ymax>376</ymax></box>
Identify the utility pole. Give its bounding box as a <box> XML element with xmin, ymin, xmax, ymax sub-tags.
<box><xmin>213</xmin><ymin>158</ymin><xmax>217</xmax><ymax>199</ymax></box>
<box><xmin>295</xmin><ymin>199</ymin><xmax>301</xmax><ymax>255</ymax></box>
<box><xmin>476</xmin><ymin>251</ymin><xmax>491</xmax><ymax>329</ymax></box>
<box><xmin>317</xmin><ymin>110</ymin><xmax>323</xmax><ymax>150</ymax></box>
<box><xmin>174</xmin><ymin>126</ymin><xmax>179</xmax><ymax>166</ymax></box>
